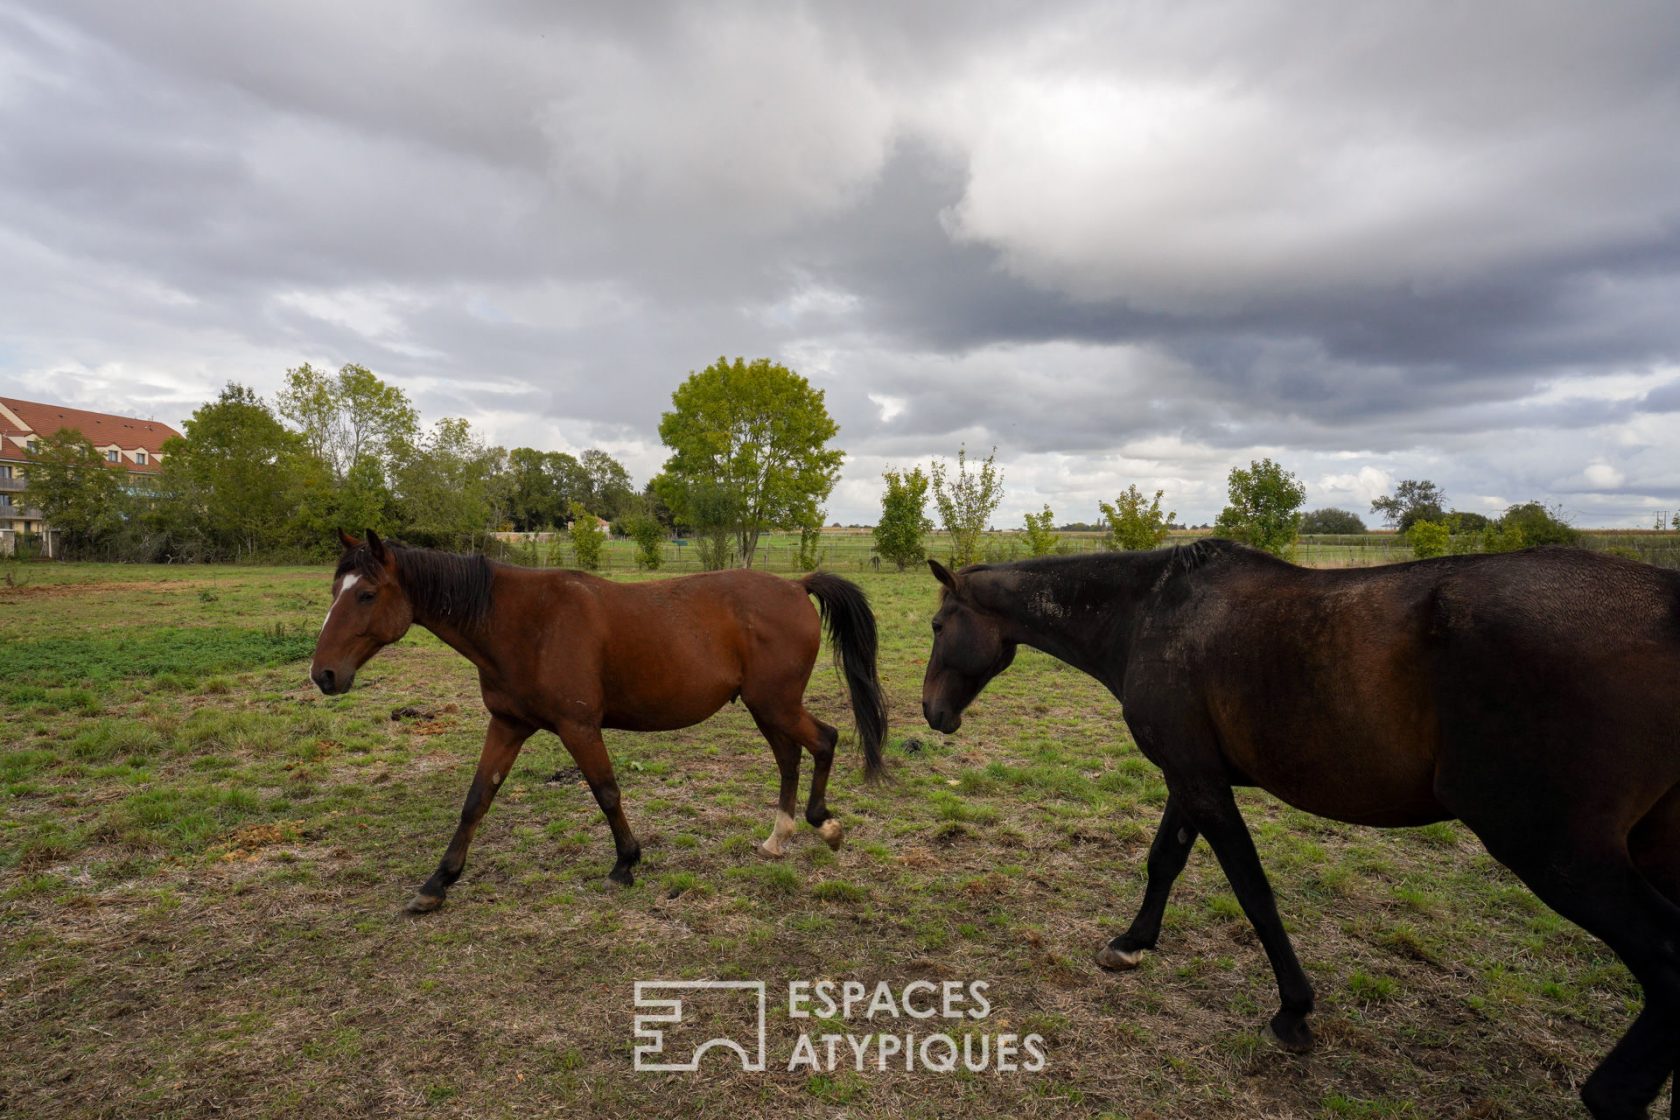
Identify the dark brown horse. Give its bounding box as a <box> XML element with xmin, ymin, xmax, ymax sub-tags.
<box><xmin>311</xmin><ymin>530</ymin><xmax>886</xmax><ymax>912</ymax></box>
<box><xmin>921</xmin><ymin>541</ymin><xmax>1680</xmax><ymax>1119</ymax></box>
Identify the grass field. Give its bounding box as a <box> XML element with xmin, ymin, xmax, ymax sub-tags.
<box><xmin>0</xmin><ymin>559</ymin><xmax>1647</xmax><ymax>1118</ymax></box>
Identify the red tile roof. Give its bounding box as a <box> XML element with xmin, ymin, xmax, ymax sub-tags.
<box><xmin>0</xmin><ymin>397</ymin><xmax>182</xmax><ymax>473</ymax></box>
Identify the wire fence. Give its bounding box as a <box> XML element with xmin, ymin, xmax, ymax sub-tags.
<box><xmin>490</xmin><ymin>528</ymin><xmax>1680</xmax><ymax>574</ymax></box>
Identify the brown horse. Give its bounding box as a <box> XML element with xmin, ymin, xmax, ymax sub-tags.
<box><xmin>311</xmin><ymin>530</ymin><xmax>886</xmax><ymax>912</ymax></box>
<box><xmin>921</xmin><ymin>541</ymin><xmax>1680</xmax><ymax>1120</ymax></box>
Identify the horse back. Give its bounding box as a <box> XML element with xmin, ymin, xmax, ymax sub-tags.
<box><xmin>1130</xmin><ymin>547</ymin><xmax>1680</xmax><ymax>828</ymax></box>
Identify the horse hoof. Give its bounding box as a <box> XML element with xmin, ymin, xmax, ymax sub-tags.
<box><xmin>405</xmin><ymin>892</ymin><xmax>444</xmax><ymax>914</ymax></box>
<box><xmin>816</xmin><ymin>818</ymin><xmax>844</xmax><ymax>851</ymax></box>
<box><xmin>608</xmin><ymin>867</ymin><xmax>635</xmax><ymax>887</ymax></box>
<box><xmin>1263</xmin><ymin>1016</ymin><xmax>1314</xmax><ymax>1055</ymax></box>
<box><xmin>758</xmin><ymin>840</ymin><xmax>787</xmax><ymax>859</ymax></box>
<box><xmin>1094</xmin><ymin>944</ymin><xmax>1145</xmax><ymax>971</ymax></box>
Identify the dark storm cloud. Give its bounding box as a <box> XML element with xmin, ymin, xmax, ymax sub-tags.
<box><xmin>2</xmin><ymin>0</ymin><xmax>1678</xmax><ymax>523</ymax></box>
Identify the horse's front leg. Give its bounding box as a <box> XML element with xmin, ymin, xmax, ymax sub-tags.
<box><xmin>1097</xmin><ymin>795</ymin><xmax>1198</xmax><ymax>970</ymax></box>
<box><xmin>1184</xmin><ymin>782</ymin><xmax>1316</xmax><ymax>1053</ymax></box>
<box><xmin>557</xmin><ymin>720</ymin><xmax>641</xmax><ymax>886</ymax></box>
<box><xmin>408</xmin><ymin>714</ymin><xmax>533</xmax><ymax>913</ymax></box>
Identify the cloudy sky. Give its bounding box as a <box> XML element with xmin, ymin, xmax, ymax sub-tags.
<box><xmin>3</xmin><ymin>1</ymin><xmax>1679</xmax><ymax>527</ymax></box>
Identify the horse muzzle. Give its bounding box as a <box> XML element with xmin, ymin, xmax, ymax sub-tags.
<box><xmin>311</xmin><ymin>666</ymin><xmax>355</xmax><ymax>695</ymax></box>
<box><xmin>922</xmin><ymin>699</ymin><xmax>962</xmax><ymax>735</ymax></box>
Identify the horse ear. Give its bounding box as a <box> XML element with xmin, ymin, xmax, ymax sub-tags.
<box><xmin>928</xmin><ymin>558</ymin><xmax>957</xmax><ymax>590</ymax></box>
<box><xmin>366</xmin><ymin>529</ymin><xmax>387</xmax><ymax>562</ymax></box>
<box><xmin>337</xmin><ymin>529</ymin><xmax>360</xmax><ymax>551</ymax></box>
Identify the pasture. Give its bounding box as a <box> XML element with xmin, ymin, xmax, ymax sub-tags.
<box><xmin>0</xmin><ymin>561</ymin><xmax>1645</xmax><ymax>1118</ymax></box>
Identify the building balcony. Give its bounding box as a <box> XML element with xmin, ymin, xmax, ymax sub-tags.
<box><xmin>0</xmin><ymin>475</ymin><xmax>25</xmax><ymax>492</ymax></box>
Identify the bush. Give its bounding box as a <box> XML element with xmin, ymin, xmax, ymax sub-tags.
<box><xmin>1407</xmin><ymin>519</ymin><xmax>1451</xmax><ymax>559</ymax></box>
<box><xmin>1022</xmin><ymin>505</ymin><xmax>1059</xmax><ymax>557</ymax></box>
<box><xmin>1299</xmin><ymin>508</ymin><xmax>1366</xmax><ymax>534</ymax></box>
<box><xmin>1099</xmin><ymin>486</ymin><xmax>1174</xmax><ymax>551</ymax></box>
<box><xmin>625</xmin><ymin>515</ymin><xmax>664</xmax><ymax>571</ymax></box>
<box><xmin>1498</xmin><ymin>502</ymin><xmax>1580</xmax><ymax>548</ymax></box>
<box><xmin>568</xmin><ymin>501</ymin><xmax>605</xmax><ymax>570</ymax></box>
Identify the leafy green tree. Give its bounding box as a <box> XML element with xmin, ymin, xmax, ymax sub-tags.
<box><xmin>1214</xmin><ymin>458</ymin><xmax>1307</xmax><ymax>556</ymax></box>
<box><xmin>1371</xmin><ymin>479</ymin><xmax>1447</xmax><ymax>532</ymax></box>
<box><xmin>161</xmin><ymin>383</ymin><xmax>320</xmax><ymax>560</ymax></box>
<box><xmin>1447</xmin><ymin>510</ymin><xmax>1492</xmax><ymax>533</ymax></box>
<box><xmin>276</xmin><ymin>362</ymin><xmax>418</xmax><ymax>483</ymax></box>
<box><xmin>1299</xmin><ymin>508</ymin><xmax>1366</xmax><ymax>534</ymax></box>
<box><xmin>873</xmin><ymin>466</ymin><xmax>932</xmax><ymax>571</ymax></box>
<box><xmin>656</xmin><ymin>357</ymin><xmax>843</xmax><ymax>568</ymax></box>
<box><xmin>931</xmin><ymin>446</ymin><xmax>1004</xmax><ymax>568</ymax></box>
<box><xmin>1496</xmin><ymin>501</ymin><xmax>1581</xmax><ymax>548</ymax></box>
<box><xmin>623</xmin><ymin>511</ymin><xmax>665</xmax><ymax>570</ymax></box>
<box><xmin>390</xmin><ymin>417</ymin><xmax>505</xmax><ymax>550</ymax></box>
<box><xmin>24</xmin><ymin>429</ymin><xmax>128</xmax><ymax>555</ymax></box>
<box><xmin>505</xmin><ymin>447</ymin><xmax>588</xmax><ymax>531</ymax></box>
<box><xmin>581</xmin><ymin>449</ymin><xmax>636</xmax><ymax>522</ymax></box>
<box><xmin>796</xmin><ymin>518</ymin><xmax>826</xmax><ymax>572</ymax></box>
<box><xmin>1022</xmin><ymin>505</ymin><xmax>1059</xmax><ymax>556</ymax></box>
<box><xmin>567</xmin><ymin>501</ymin><xmax>605</xmax><ymax>570</ymax></box>
<box><xmin>1408</xmin><ymin>519</ymin><xmax>1451</xmax><ymax>559</ymax></box>
<box><xmin>1099</xmin><ymin>485</ymin><xmax>1174</xmax><ymax>550</ymax></box>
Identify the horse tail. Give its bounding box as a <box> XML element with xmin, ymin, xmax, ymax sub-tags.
<box><xmin>801</xmin><ymin>572</ymin><xmax>888</xmax><ymax>780</ymax></box>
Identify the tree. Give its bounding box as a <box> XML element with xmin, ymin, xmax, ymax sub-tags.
<box><xmin>581</xmin><ymin>449</ymin><xmax>636</xmax><ymax>522</ymax></box>
<box><xmin>873</xmin><ymin>466</ymin><xmax>933</xmax><ymax>571</ymax></box>
<box><xmin>623</xmin><ymin>511</ymin><xmax>665</xmax><ymax>570</ymax></box>
<box><xmin>25</xmin><ymin>429</ymin><xmax>128</xmax><ymax>555</ymax></box>
<box><xmin>160</xmin><ymin>383</ymin><xmax>320</xmax><ymax>560</ymax></box>
<box><xmin>1371</xmin><ymin>479</ymin><xmax>1447</xmax><ymax>532</ymax></box>
<box><xmin>1023</xmin><ymin>505</ymin><xmax>1060</xmax><ymax>557</ymax></box>
<box><xmin>1214</xmin><ymin>458</ymin><xmax>1306</xmax><ymax>556</ymax></box>
<box><xmin>390</xmin><ymin>417</ymin><xmax>505</xmax><ymax>550</ymax></box>
<box><xmin>1496</xmin><ymin>502</ymin><xmax>1581</xmax><ymax>548</ymax></box>
<box><xmin>1099</xmin><ymin>485</ymin><xmax>1175</xmax><ymax>551</ymax></box>
<box><xmin>276</xmin><ymin>362</ymin><xmax>418</xmax><ymax>483</ymax></box>
<box><xmin>656</xmin><ymin>357</ymin><xmax>843</xmax><ymax>568</ymax></box>
<box><xmin>931</xmin><ymin>446</ymin><xmax>1004</xmax><ymax>569</ymax></box>
<box><xmin>1408</xmin><ymin>519</ymin><xmax>1451</xmax><ymax>559</ymax></box>
<box><xmin>505</xmin><ymin>447</ymin><xmax>588</xmax><ymax>531</ymax></box>
<box><xmin>567</xmin><ymin>501</ymin><xmax>605</xmax><ymax>570</ymax></box>
<box><xmin>1299</xmin><ymin>508</ymin><xmax>1367</xmax><ymax>534</ymax></box>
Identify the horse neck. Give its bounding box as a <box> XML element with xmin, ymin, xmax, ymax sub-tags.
<box><xmin>971</xmin><ymin>552</ymin><xmax>1169</xmax><ymax>684</ymax></box>
<box><xmin>397</xmin><ymin>555</ymin><xmax>504</xmax><ymax>677</ymax></box>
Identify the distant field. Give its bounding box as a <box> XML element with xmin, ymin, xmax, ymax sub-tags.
<box><xmin>497</xmin><ymin>526</ymin><xmax>1680</xmax><ymax>573</ymax></box>
<box><xmin>0</xmin><ymin>560</ymin><xmax>1648</xmax><ymax>1118</ymax></box>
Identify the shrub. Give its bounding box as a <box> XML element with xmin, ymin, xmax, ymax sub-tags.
<box><xmin>1099</xmin><ymin>486</ymin><xmax>1174</xmax><ymax>551</ymax></box>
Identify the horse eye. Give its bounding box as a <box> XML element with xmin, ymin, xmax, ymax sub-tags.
<box><xmin>357</xmin><ymin>590</ymin><xmax>376</xmax><ymax>604</ymax></box>
<box><xmin>931</xmin><ymin>620</ymin><xmax>943</xmax><ymax>634</ymax></box>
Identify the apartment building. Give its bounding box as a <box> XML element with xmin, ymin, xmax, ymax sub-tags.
<box><xmin>0</xmin><ymin>397</ymin><xmax>182</xmax><ymax>556</ymax></box>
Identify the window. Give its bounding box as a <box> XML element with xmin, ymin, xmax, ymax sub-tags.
<box><xmin>135</xmin><ymin>450</ymin><xmax>148</xmax><ymax>465</ymax></box>
<box><xmin>26</xmin><ymin>439</ymin><xmax>39</xmax><ymax>452</ymax></box>
<box><xmin>0</xmin><ymin>465</ymin><xmax>10</xmax><ymax>478</ymax></box>
<box><xmin>107</xmin><ymin>449</ymin><xmax>120</xmax><ymax>463</ymax></box>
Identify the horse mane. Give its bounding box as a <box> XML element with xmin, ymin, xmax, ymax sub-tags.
<box><xmin>336</xmin><ymin>542</ymin><xmax>496</xmax><ymax>628</ymax></box>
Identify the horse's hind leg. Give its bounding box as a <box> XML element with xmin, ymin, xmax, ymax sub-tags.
<box><xmin>408</xmin><ymin>714</ymin><xmax>534</xmax><ymax>913</ymax></box>
<box><xmin>557</xmin><ymin>720</ymin><xmax>641</xmax><ymax>886</ymax></box>
<box><xmin>751</xmin><ymin>705</ymin><xmax>844</xmax><ymax>853</ymax></box>
<box><xmin>1097</xmin><ymin>796</ymin><xmax>1198</xmax><ymax>971</ymax></box>
<box><xmin>1469</xmin><ymin>821</ymin><xmax>1680</xmax><ymax>1119</ymax></box>
<box><xmin>798</xmin><ymin>712</ymin><xmax>844</xmax><ymax>850</ymax></box>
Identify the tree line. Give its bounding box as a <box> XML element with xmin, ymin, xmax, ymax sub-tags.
<box><xmin>26</xmin><ymin>354</ymin><xmax>1583</xmax><ymax>569</ymax></box>
<box><xmin>873</xmin><ymin>453</ymin><xmax>1581</xmax><ymax>570</ymax></box>
<box><xmin>26</xmin><ymin>357</ymin><xmax>846</xmax><ymax>568</ymax></box>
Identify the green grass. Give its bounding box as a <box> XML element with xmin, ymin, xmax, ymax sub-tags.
<box><xmin>0</xmin><ymin>560</ymin><xmax>1642</xmax><ymax>1119</ymax></box>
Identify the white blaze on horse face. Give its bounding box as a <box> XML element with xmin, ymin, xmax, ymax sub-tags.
<box><xmin>321</xmin><ymin>573</ymin><xmax>362</xmax><ymax>634</ymax></box>
<box><xmin>760</xmin><ymin>810</ymin><xmax>798</xmax><ymax>857</ymax></box>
